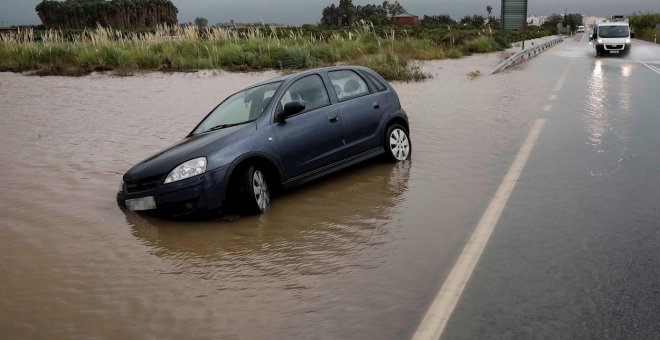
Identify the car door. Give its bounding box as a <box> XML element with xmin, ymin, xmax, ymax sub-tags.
<box><xmin>328</xmin><ymin>69</ymin><xmax>384</xmax><ymax>155</ymax></box>
<box><xmin>273</xmin><ymin>74</ymin><xmax>345</xmax><ymax>179</ymax></box>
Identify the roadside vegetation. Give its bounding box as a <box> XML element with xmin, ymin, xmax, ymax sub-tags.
<box><xmin>1</xmin><ymin>0</ymin><xmax>553</xmax><ymax>81</ymax></box>
<box><xmin>629</xmin><ymin>13</ymin><xmax>660</xmax><ymax>43</ymax></box>
<box><xmin>0</xmin><ymin>23</ymin><xmax>551</xmax><ymax>81</ymax></box>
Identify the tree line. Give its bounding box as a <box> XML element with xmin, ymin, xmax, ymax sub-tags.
<box><xmin>35</xmin><ymin>0</ymin><xmax>178</xmax><ymax>29</ymax></box>
<box><xmin>321</xmin><ymin>0</ymin><xmax>407</xmax><ymax>26</ymax></box>
<box><xmin>320</xmin><ymin>1</ymin><xmax>502</xmax><ymax>29</ymax></box>
<box><xmin>541</xmin><ymin>13</ymin><xmax>583</xmax><ymax>32</ymax></box>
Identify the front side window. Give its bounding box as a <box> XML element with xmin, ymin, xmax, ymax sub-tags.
<box><xmin>279</xmin><ymin>75</ymin><xmax>330</xmax><ymax>114</ymax></box>
<box><xmin>193</xmin><ymin>81</ymin><xmax>282</xmax><ymax>135</ymax></box>
<box><xmin>329</xmin><ymin>70</ymin><xmax>370</xmax><ymax>101</ymax></box>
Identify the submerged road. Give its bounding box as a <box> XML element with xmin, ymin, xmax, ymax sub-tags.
<box><xmin>428</xmin><ymin>36</ymin><xmax>660</xmax><ymax>339</ymax></box>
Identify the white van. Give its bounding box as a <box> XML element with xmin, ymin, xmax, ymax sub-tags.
<box><xmin>590</xmin><ymin>21</ymin><xmax>633</xmax><ymax>56</ymax></box>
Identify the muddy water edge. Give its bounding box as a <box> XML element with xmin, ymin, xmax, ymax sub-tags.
<box><xmin>0</xmin><ymin>54</ymin><xmax>547</xmax><ymax>339</ymax></box>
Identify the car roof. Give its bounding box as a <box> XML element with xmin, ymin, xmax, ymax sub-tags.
<box><xmin>249</xmin><ymin>65</ymin><xmax>373</xmax><ymax>88</ymax></box>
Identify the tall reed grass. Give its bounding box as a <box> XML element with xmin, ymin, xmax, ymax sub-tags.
<box><xmin>0</xmin><ymin>22</ymin><xmax>501</xmax><ymax>81</ymax></box>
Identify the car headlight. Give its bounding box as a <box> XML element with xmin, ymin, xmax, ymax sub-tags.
<box><xmin>625</xmin><ymin>38</ymin><xmax>631</xmax><ymax>43</ymax></box>
<box><xmin>597</xmin><ymin>38</ymin><xmax>603</xmax><ymax>44</ymax></box>
<box><xmin>164</xmin><ymin>157</ymin><xmax>207</xmax><ymax>184</ymax></box>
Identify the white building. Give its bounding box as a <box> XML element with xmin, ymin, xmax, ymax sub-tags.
<box><xmin>527</xmin><ymin>15</ymin><xmax>548</xmax><ymax>26</ymax></box>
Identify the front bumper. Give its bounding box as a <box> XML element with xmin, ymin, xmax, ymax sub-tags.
<box><xmin>597</xmin><ymin>43</ymin><xmax>631</xmax><ymax>52</ymax></box>
<box><xmin>117</xmin><ymin>165</ymin><xmax>230</xmax><ymax>217</ymax></box>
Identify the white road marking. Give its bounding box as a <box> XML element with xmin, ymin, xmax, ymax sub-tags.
<box><xmin>542</xmin><ymin>104</ymin><xmax>552</xmax><ymax>112</ymax></box>
<box><xmin>548</xmin><ymin>95</ymin><xmax>558</xmax><ymax>100</ymax></box>
<box><xmin>412</xmin><ymin>119</ymin><xmax>546</xmax><ymax>340</ymax></box>
<box><xmin>553</xmin><ymin>61</ymin><xmax>573</xmax><ymax>92</ymax></box>
<box><xmin>639</xmin><ymin>60</ymin><xmax>660</xmax><ymax>75</ymax></box>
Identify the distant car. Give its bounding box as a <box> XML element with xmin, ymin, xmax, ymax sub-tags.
<box><xmin>577</xmin><ymin>25</ymin><xmax>585</xmax><ymax>33</ymax></box>
<box><xmin>117</xmin><ymin>66</ymin><xmax>411</xmax><ymax>217</ymax></box>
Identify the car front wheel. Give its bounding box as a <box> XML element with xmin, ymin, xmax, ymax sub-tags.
<box><xmin>238</xmin><ymin>165</ymin><xmax>271</xmax><ymax>214</ymax></box>
<box><xmin>385</xmin><ymin>124</ymin><xmax>411</xmax><ymax>162</ymax></box>
<box><xmin>596</xmin><ymin>46</ymin><xmax>603</xmax><ymax>56</ymax></box>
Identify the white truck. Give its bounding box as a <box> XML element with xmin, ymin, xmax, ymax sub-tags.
<box><xmin>590</xmin><ymin>20</ymin><xmax>634</xmax><ymax>56</ymax></box>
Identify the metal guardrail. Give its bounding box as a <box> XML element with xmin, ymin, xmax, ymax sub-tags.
<box><xmin>490</xmin><ymin>37</ymin><xmax>564</xmax><ymax>75</ymax></box>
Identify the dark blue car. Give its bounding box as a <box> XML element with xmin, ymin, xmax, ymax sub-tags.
<box><xmin>117</xmin><ymin>66</ymin><xmax>411</xmax><ymax>217</ymax></box>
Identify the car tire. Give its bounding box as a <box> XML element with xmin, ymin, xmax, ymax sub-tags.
<box><xmin>238</xmin><ymin>165</ymin><xmax>271</xmax><ymax>215</ymax></box>
<box><xmin>384</xmin><ymin>124</ymin><xmax>411</xmax><ymax>162</ymax></box>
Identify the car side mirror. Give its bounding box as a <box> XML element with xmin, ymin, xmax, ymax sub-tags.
<box><xmin>275</xmin><ymin>100</ymin><xmax>305</xmax><ymax>122</ymax></box>
<box><xmin>630</xmin><ymin>32</ymin><xmax>635</xmax><ymax>39</ymax></box>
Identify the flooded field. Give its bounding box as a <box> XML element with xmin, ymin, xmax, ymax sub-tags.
<box><xmin>0</xmin><ymin>53</ymin><xmax>548</xmax><ymax>338</ymax></box>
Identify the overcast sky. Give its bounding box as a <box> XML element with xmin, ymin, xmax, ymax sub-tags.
<box><xmin>1</xmin><ymin>0</ymin><xmax>658</xmax><ymax>26</ymax></box>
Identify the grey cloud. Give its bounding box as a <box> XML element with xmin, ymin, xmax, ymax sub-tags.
<box><xmin>1</xmin><ymin>0</ymin><xmax>658</xmax><ymax>27</ymax></box>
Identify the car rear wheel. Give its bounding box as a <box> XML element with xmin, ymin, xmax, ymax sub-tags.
<box><xmin>385</xmin><ymin>124</ymin><xmax>411</xmax><ymax>162</ymax></box>
<box><xmin>238</xmin><ymin>165</ymin><xmax>270</xmax><ymax>214</ymax></box>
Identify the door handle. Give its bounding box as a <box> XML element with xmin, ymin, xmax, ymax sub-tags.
<box><xmin>372</xmin><ymin>102</ymin><xmax>380</xmax><ymax>109</ymax></box>
<box><xmin>328</xmin><ymin>115</ymin><xmax>340</xmax><ymax>123</ymax></box>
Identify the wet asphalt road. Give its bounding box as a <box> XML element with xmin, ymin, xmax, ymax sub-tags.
<box><xmin>440</xmin><ymin>36</ymin><xmax>660</xmax><ymax>339</ymax></box>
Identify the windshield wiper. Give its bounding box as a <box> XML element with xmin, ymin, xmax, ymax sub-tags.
<box><xmin>207</xmin><ymin>122</ymin><xmax>248</xmax><ymax>132</ymax></box>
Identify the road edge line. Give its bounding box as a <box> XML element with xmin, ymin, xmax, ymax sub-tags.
<box><xmin>638</xmin><ymin>60</ymin><xmax>660</xmax><ymax>75</ymax></box>
<box><xmin>412</xmin><ymin>119</ymin><xmax>546</xmax><ymax>340</ymax></box>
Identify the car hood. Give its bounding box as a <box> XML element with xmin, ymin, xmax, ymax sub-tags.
<box><xmin>123</xmin><ymin>123</ymin><xmax>255</xmax><ymax>182</ymax></box>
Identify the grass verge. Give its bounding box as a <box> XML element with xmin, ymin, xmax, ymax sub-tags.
<box><xmin>0</xmin><ymin>24</ymin><xmax>545</xmax><ymax>81</ymax></box>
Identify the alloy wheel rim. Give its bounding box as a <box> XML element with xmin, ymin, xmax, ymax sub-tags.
<box><xmin>252</xmin><ymin>170</ymin><xmax>270</xmax><ymax>211</ymax></box>
<box><xmin>389</xmin><ymin>129</ymin><xmax>410</xmax><ymax>161</ymax></box>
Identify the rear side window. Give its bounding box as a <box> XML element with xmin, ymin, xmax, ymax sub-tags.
<box><xmin>279</xmin><ymin>75</ymin><xmax>330</xmax><ymax>114</ymax></box>
<box><xmin>329</xmin><ymin>70</ymin><xmax>369</xmax><ymax>101</ymax></box>
<box><xmin>364</xmin><ymin>72</ymin><xmax>387</xmax><ymax>92</ymax></box>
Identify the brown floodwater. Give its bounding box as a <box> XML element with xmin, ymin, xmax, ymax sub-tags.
<box><xmin>0</xmin><ymin>54</ymin><xmax>547</xmax><ymax>339</ymax></box>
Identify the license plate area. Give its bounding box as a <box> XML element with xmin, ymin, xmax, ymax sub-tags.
<box><xmin>126</xmin><ymin>196</ymin><xmax>156</xmax><ymax>211</ymax></box>
<box><xmin>610</xmin><ymin>50</ymin><xmax>620</xmax><ymax>54</ymax></box>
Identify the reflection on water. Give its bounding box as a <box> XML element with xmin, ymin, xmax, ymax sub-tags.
<box><xmin>618</xmin><ymin>65</ymin><xmax>632</xmax><ymax>115</ymax></box>
<box><xmin>0</xmin><ymin>59</ymin><xmax>542</xmax><ymax>339</ymax></box>
<box><xmin>586</xmin><ymin>60</ymin><xmax>609</xmax><ymax>149</ymax></box>
<box><xmin>583</xmin><ymin>60</ymin><xmax>635</xmax><ymax>177</ymax></box>
<box><xmin>127</xmin><ymin>162</ymin><xmax>410</xmax><ymax>283</ymax></box>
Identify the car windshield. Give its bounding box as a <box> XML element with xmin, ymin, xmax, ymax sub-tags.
<box><xmin>192</xmin><ymin>81</ymin><xmax>282</xmax><ymax>135</ymax></box>
<box><xmin>598</xmin><ymin>25</ymin><xmax>629</xmax><ymax>38</ymax></box>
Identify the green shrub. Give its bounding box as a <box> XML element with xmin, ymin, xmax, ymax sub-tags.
<box><xmin>360</xmin><ymin>52</ymin><xmax>428</xmax><ymax>82</ymax></box>
<box><xmin>444</xmin><ymin>48</ymin><xmax>463</xmax><ymax>59</ymax></box>
<box><xmin>281</xmin><ymin>46</ymin><xmax>313</xmax><ymax>69</ymax></box>
<box><xmin>462</xmin><ymin>36</ymin><xmax>500</xmax><ymax>54</ymax></box>
<box><xmin>309</xmin><ymin>44</ymin><xmax>335</xmax><ymax>62</ymax></box>
<box><xmin>216</xmin><ymin>44</ymin><xmax>244</xmax><ymax>66</ymax></box>
<box><xmin>629</xmin><ymin>13</ymin><xmax>660</xmax><ymax>43</ymax></box>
